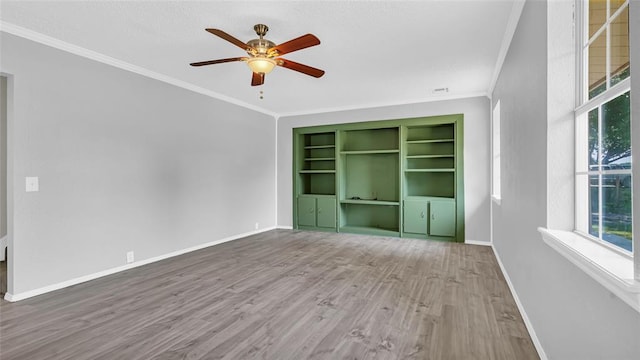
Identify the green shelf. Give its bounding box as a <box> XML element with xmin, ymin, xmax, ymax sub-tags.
<box><xmin>406</xmin><ymin>154</ymin><xmax>454</xmax><ymax>159</ymax></box>
<box><xmin>406</xmin><ymin>139</ymin><xmax>454</xmax><ymax>144</ymax></box>
<box><xmin>299</xmin><ymin>170</ymin><xmax>336</xmax><ymax>174</ymax></box>
<box><xmin>404</xmin><ymin>168</ymin><xmax>455</xmax><ymax>172</ymax></box>
<box><xmin>304</xmin><ymin>157</ymin><xmax>335</xmax><ymax>161</ymax></box>
<box><xmin>340</xmin><ymin>199</ymin><xmax>400</xmax><ymax>206</ymax></box>
<box><xmin>340</xmin><ymin>149</ymin><xmax>399</xmax><ymax>155</ymax></box>
<box><xmin>304</xmin><ymin>145</ymin><xmax>335</xmax><ymax>149</ymax></box>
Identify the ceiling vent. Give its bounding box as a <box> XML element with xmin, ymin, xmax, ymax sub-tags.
<box><xmin>432</xmin><ymin>87</ymin><xmax>449</xmax><ymax>94</ymax></box>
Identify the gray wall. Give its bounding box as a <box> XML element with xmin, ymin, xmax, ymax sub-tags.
<box><xmin>1</xmin><ymin>33</ymin><xmax>276</xmax><ymax>296</ymax></box>
<box><xmin>277</xmin><ymin>96</ymin><xmax>491</xmax><ymax>243</ymax></box>
<box><xmin>1</xmin><ymin>76</ymin><xmax>6</xmax><ymax>239</ymax></box>
<box><xmin>491</xmin><ymin>1</ymin><xmax>640</xmax><ymax>359</ymax></box>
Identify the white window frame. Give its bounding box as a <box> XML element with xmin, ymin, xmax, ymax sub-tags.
<box><xmin>540</xmin><ymin>0</ymin><xmax>639</xmax><ymax>314</ymax></box>
<box><xmin>575</xmin><ymin>0</ymin><xmax>632</xmax><ymax>255</ymax></box>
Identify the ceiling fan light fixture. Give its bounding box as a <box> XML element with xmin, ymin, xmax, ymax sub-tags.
<box><xmin>246</xmin><ymin>57</ymin><xmax>276</xmax><ymax>74</ymax></box>
<box><xmin>191</xmin><ymin>25</ymin><xmax>323</xmax><ymax>86</ymax></box>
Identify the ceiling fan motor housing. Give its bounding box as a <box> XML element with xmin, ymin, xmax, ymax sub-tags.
<box><xmin>247</xmin><ymin>39</ymin><xmax>276</xmax><ymax>56</ymax></box>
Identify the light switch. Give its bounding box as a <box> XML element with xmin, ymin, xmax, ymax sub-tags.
<box><xmin>26</xmin><ymin>177</ymin><xmax>39</xmax><ymax>192</ymax></box>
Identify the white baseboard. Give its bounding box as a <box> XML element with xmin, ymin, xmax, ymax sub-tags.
<box><xmin>0</xmin><ymin>235</ymin><xmax>6</xmax><ymax>261</ymax></box>
<box><xmin>277</xmin><ymin>225</ymin><xmax>293</xmax><ymax>230</ymax></box>
<box><xmin>465</xmin><ymin>239</ymin><xmax>491</xmax><ymax>246</ymax></box>
<box><xmin>4</xmin><ymin>227</ymin><xmax>276</xmax><ymax>302</ymax></box>
<box><xmin>491</xmin><ymin>245</ymin><xmax>548</xmax><ymax>360</ymax></box>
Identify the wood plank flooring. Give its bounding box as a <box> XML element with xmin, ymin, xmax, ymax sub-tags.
<box><xmin>0</xmin><ymin>230</ymin><xmax>539</xmax><ymax>359</ymax></box>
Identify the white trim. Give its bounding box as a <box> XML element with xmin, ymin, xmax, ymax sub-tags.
<box><xmin>0</xmin><ymin>235</ymin><xmax>6</xmax><ymax>261</ymax></box>
<box><xmin>277</xmin><ymin>225</ymin><xmax>294</xmax><ymax>230</ymax></box>
<box><xmin>539</xmin><ymin>228</ymin><xmax>640</xmax><ymax>313</ymax></box>
<box><xmin>0</xmin><ymin>21</ymin><xmax>489</xmax><ymax>121</ymax></box>
<box><xmin>3</xmin><ymin>227</ymin><xmax>276</xmax><ymax>302</ymax></box>
<box><xmin>274</xmin><ymin>115</ymin><xmax>280</xmax><ymax>229</ymax></box>
<box><xmin>277</xmin><ymin>92</ymin><xmax>488</xmax><ymax>118</ymax></box>
<box><xmin>465</xmin><ymin>239</ymin><xmax>491</xmax><ymax>246</ymax></box>
<box><xmin>491</xmin><ymin>244</ymin><xmax>548</xmax><ymax>360</ymax></box>
<box><xmin>488</xmin><ymin>0</ymin><xmax>526</xmax><ymax>94</ymax></box>
<box><xmin>0</xmin><ymin>21</ymin><xmax>278</xmax><ymax>118</ymax></box>
<box><xmin>491</xmin><ymin>195</ymin><xmax>502</xmax><ymax>205</ymax></box>
<box><xmin>578</xmin><ymin>169</ymin><xmax>633</xmax><ymax>176</ymax></box>
<box><xmin>575</xmin><ymin>77</ymin><xmax>631</xmax><ymax>116</ymax></box>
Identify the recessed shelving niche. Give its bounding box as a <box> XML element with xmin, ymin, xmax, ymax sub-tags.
<box><xmin>293</xmin><ymin>116</ymin><xmax>464</xmax><ymax>241</ymax></box>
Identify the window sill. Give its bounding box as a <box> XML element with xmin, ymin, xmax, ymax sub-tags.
<box><xmin>538</xmin><ymin>227</ymin><xmax>640</xmax><ymax>313</ymax></box>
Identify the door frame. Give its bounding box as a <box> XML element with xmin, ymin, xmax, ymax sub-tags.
<box><xmin>1</xmin><ymin>72</ymin><xmax>15</xmax><ymax>297</ymax></box>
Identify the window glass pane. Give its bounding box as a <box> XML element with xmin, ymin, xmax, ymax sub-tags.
<box><xmin>610</xmin><ymin>6</ymin><xmax>630</xmax><ymax>87</ymax></box>
<box><xmin>588</xmin><ymin>31</ymin><xmax>607</xmax><ymax>99</ymax></box>
<box><xmin>610</xmin><ymin>0</ymin><xmax>626</xmax><ymax>14</ymax></box>
<box><xmin>590</xmin><ymin>174</ymin><xmax>600</xmax><ymax>238</ymax></box>
<box><xmin>588</xmin><ymin>108</ymin><xmax>599</xmax><ymax>169</ymax></box>
<box><xmin>602</xmin><ymin>173</ymin><xmax>633</xmax><ymax>251</ymax></box>
<box><xmin>588</xmin><ymin>0</ymin><xmax>607</xmax><ymax>38</ymax></box>
<box><xmin>601</xmin><ymin>91</ymin><xmax>631</xmax><ymax>167</ymax></box>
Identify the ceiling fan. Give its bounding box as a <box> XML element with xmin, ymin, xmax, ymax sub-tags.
<box><xmin>190</xmin><ymin>24</ymin><xmax>325</xmax><ymax>86</ymax></box>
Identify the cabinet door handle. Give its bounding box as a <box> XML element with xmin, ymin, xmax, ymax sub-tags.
<box><xmin>309</xmin><ymin>208</ymin><xmax>314</xmax><ymax>213</ymax></box>
<box><xmin>432</xmin><ymin>214</ymin><xmax>435</xmax><ymax>220</ymax></box>
<box><xmin>420</xmin><ymin>211</ymin><xmax>425</xmax><ymax>218</ymax></box>
<box><xmin>318</xmin><ymin>208</ymin><xmax>322</xmax><ymax>214</ymax></box>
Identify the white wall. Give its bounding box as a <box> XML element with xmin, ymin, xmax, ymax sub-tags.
<box><xmin>277</xmin><ymin>96</ymin><xmax>491</xmax><ymax>243</ymax></box>
<box><xmin>1</xmin><ymin>33</ymin><xmax>276</xmax><ymax>296</ymax></box>
<box><xmin>491</xmin><ymin>1</ymin><xmax>640</xmax><ymax>359</ymax></box>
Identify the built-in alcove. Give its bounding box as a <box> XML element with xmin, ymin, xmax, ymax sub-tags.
<box><xmin>293</xmin><ymin>115</ymin><xmax>464</xmax><ymax>241</ymax></box>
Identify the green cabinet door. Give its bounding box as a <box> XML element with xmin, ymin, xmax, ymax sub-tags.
<box><xmin>429</xmin><ymin>200</ymin><xmax>456</xmax><ymax>237</ymax></box>
<box><xmin>403</xmin><ymin>200</ymin><xmax>428</xmax><ymax>234</ymax></box>
<box><xmin>298</xmin><ymin>197</ymin><xmax>316</xmax><ymax>227</ymax></box>
<box><xmin>316</xmin><ymin>197</ymin><xmax>337</xmax><ymax>228</ymax></box>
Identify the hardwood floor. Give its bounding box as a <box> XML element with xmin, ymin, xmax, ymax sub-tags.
<box><xmin>0</xmin><ymin>230</ymin><xmax>539</xmax><ymax>359</ymax></box>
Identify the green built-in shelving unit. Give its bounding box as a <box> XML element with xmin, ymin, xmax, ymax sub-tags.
<box><xmin>293</xmin><ymin>114</ymin><xmax>464</xmax><ymax>242</ymax></box>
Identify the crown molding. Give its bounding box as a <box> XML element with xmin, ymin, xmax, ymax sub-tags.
<box><xmin>277</xmin><ymin>91</ymin><xmax>488</xmax><ymax>119</ymax></box>
<box><xmin>0</xmin><ymin>21</ymin><xmax>497</xmax><ymax>123</ymax></box>
<box><xmin>0</xmin><ymin>21</ymin><xmax>278</xmax><ymax>118</ymax></box>
<box><xmin>488</xmin><ymin>0</ymin><xmax>526</xmax><ymax>95</ymax></box>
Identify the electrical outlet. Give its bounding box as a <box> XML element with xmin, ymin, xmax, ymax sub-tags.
<box><xmin>26</xmin><ymin>177</ymin><xmax>39</xmax><ymax>192</ymax></box>
<box><xmin>126</xmin><ymin>251</ymin><xmax>134</xmax><ymax>264</ymax></box>
<box><xmin>255</xmin><ymin>222</ymin><xmax>259</xmax><ymax>230</ymax></box>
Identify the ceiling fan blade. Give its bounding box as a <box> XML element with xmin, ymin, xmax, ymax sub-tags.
<box><xmin>251</xmin><ymin>72</ymin><xmax>265</xmax><ymax>86</ymax></box>
<box><xmin>269</xmin><ymin>34</ymin><xmax>320</xmax><ymax>56</ymax></box>
<box><xmin>206</xmin><ymin>28</ymin><xmax>251</xmax><ymax>51</ymax></box>
<box><xmin>190</xmin><ymin>57</ymin><xmax>246</xmax><ymax>67</ymax></box>
<box><xmin>277</xmin><ymin>58</ymin><xmax>325</xmax><ymax>78</ymax></box>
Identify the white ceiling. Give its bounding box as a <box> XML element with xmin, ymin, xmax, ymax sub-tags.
<box><xmin>0</xmin><ymin>1</ymin><xmax>520</xmax><ymax>117</ymax></box>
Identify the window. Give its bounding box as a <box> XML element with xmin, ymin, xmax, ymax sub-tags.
<box><xmin>541</xmin><ymin>0</ymin><xmax>638</xmax><ymax>312</ymax></box>
<box><xmin>492</xmin><ymin>100</ymin><xmax>501</xmax><ymax>202</ymax></box>
<box><xmin>576</xmin><ymin>0</ymin><xmax>632</xmax><ymax>253</ymax></box>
